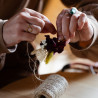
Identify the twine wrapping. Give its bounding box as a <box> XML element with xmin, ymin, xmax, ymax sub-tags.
<box><xmin>33</xmin><ymin>74</ymin><xmax>68</xmax><ymax>98</ymax></box>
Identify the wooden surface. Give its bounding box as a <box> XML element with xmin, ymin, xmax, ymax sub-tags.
<box><xmin>0</xmin><ymin>72</ymin><xmax>98</xmax><ymax>98</ymax></box>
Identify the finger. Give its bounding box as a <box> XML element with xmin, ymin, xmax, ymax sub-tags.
<box><xmin>20</xmin><ymin>12</ymin><xmax>45</xmax><ymax>29</ymax></box>
<box><xmin>22</xmin><ymin>8</ymin><xmax>46</xmax><ymax>19</ymax></box>
<box><xmin>23</xmin><ymin>8</ymin><xmax>53</xmax><ymax>25</ymax></box>
<box><xmin>78</xmin><ymin>13</ymin><xmax>87</xmax><ymax>30</ymax></box>
<box><xmin>24</xmin><ymin>8</ymin><xmax>57</xmax><ymax>34</ymax></box>
<box><xmin>20</xmin><ymin>32</ymin><xmax>36</xmax><ymax>42</ymax></box>
<box><xmin>69</xmin><ymin>13</ymin><xmax>80</xmax><ymax>38</ymax></box>
<box><xmin>70</xmin><ymin>31</ymin><xmax>80</xmax><ymax>42</ymax></box>
<box><xmin>56</xmin><ymin>9</ymin><xmax>67</xmax><ymax>40</ymax></box>
<box><xmin>29</xmin><ymin>25</ymin><xmax>41</xmax><ymax>34</ymax></box>
<box><xmin>22</xmin><ymin>23</ymin><xmax>42</xmax><ymax>34</ymax></box>
<box><xmin>21</xmin><ymin>12</ymin><xmax>56</xmax><ymax>34</ymax></box>
<box><xmin>62</xmin><ymin>13</ymin><xmax>71</xmax><ymax>40</ymax></box>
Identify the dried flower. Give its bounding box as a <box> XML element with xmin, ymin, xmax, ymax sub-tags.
<box><xmin>40</xmin><ymin>35</ymin><xmax>66</xmax><ymax>54</ymax></box>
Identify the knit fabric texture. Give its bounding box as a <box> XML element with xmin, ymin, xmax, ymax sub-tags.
<box><xmin>33</xmin><ymin>74</ymin><xmax>68</xmax><ymax>98</ymax></box>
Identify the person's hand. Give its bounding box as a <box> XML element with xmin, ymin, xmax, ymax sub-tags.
<box><xmin>3</xmin><ymin>8</ymin><xmax>56</xmax><ymax>47</ymax></box>
<box><xmin>56</xmin><ymin>7</ymin><xmax>94</xmax><ymax>44</ymax></box>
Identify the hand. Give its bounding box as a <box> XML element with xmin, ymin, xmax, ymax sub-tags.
<box><xmin>56</xmin><ymin>7</ymin><xmax>94</xmax><ymax>44</ymax></box>
<box><xmin>3</xmin><ymin>8</ymin><xmax>56</xmax><ymax>47</ymax></box>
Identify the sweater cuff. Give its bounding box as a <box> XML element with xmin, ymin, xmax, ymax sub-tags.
<box><xmin>8</xmin><ymin>44</ymin><xmax>18</xmax><ymax>53</ymax></box>
<box><xmin>0</xmin><ymin>19</ymin><xmax>17</xmax><ymax>53</ymax></box>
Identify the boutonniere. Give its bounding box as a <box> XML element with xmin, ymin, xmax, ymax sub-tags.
<box><xmin>31</xmin><ymin>35</ymin><xmax>65</xmax><ymax>64</ymax></box>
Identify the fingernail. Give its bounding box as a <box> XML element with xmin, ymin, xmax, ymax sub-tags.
<box><xmin>58</xmin><ymin>36</ymin><xmax>64</xmax><ymax>41</ymax></box>
<box><xmin>66</xmin><ymin>39</ymin><xmax>70</xmax><ymax>44</ymax></box>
